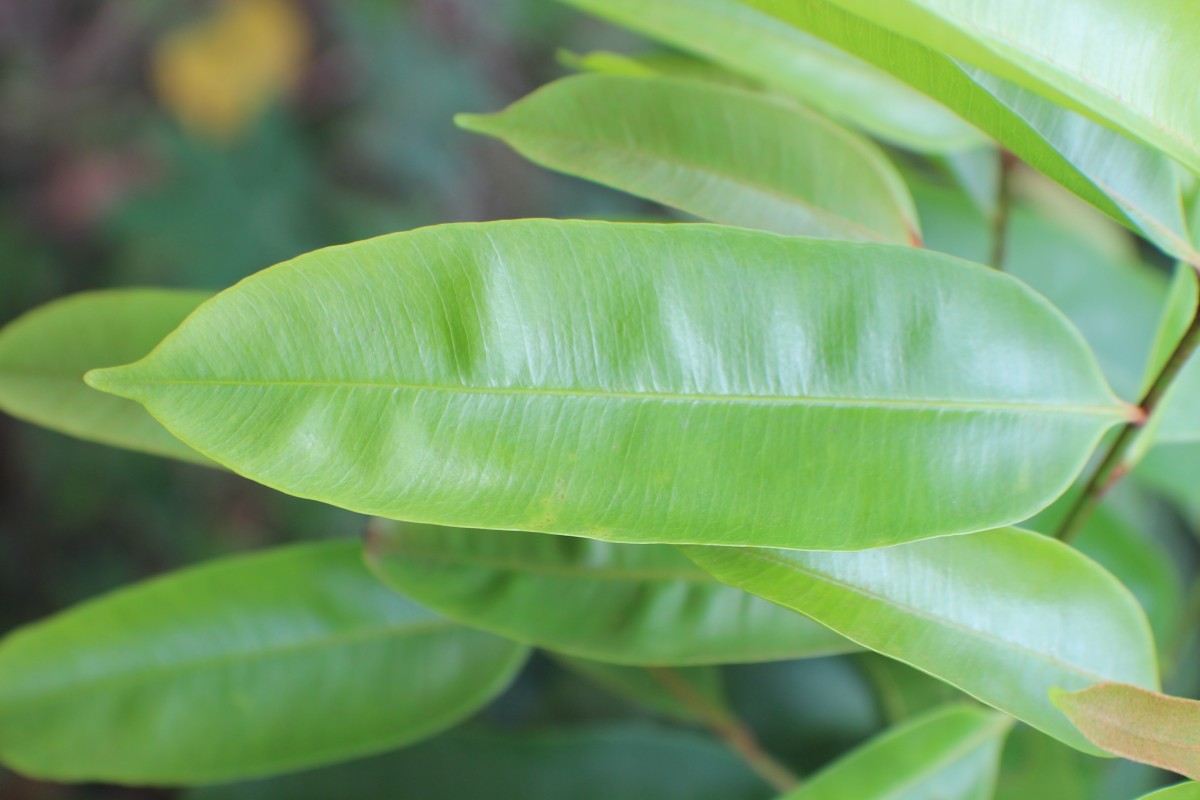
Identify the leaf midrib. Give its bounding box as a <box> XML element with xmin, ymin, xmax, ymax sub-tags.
<box><xmin>112</xmin><ymin>376</ymin><xmax>1125</xmax><ymax>417</ymax></box>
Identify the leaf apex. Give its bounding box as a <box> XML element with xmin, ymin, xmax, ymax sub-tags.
<box><xmin>454</xmin><ymin>112</ymin><xmax>497</xmax><ymax>136</ymax></box>
<box><xmin>84</xmin><ymin>365</ymin><xmax>136</xmax><ymax>399</ymax></box>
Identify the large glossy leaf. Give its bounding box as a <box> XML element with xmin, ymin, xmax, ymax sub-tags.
<box><xmin>559</xmin><ymin>0</ymin><xmax>983</xmax><ymax>154</ymax></box>
<box><xmin>0</xmin><ymin>288</ymin><xmax>211</xmax><ymax>464</ymax></box>
<box><xmin>685</xmin><ymin>527</ymin><xmax>1159</xmax><ymax>753</ymax></box>
<box><xmin>779</xmin><ymin>705</ymin><xmax>1010</xmax><ymax>800</ymax></box>
<box><xmin>459</xmin><ymin>75</ymin><xmax>920</xmax><ymax>243</ymax></box>
<box><xmin>740</xmin><ymin>0</ymin><xmax>1198</xmax><ymax>265</ymax></box>
<box><xmin>366</xmin><ymin>520</ymin><xmax>853</xmax><ymax>664</ymax></box>
<box><xmin>810</xmin><ymin>0</ymin><xmax>1200</xmax><ymax>177</ymax></box>
<box><xmin>1053</xmin><ymin>683</ymin><xmax>1200</xmax><ymax>780</ymax></box>
<box><xmin>187</xmin><ymin>725</ymin><xmax>772</xmax><ymax>800</ymax></box>
<box><xmin>87</xmin><ymin>221</ymin><xmax>1131</xmax><ymax>550</ymax></box>
<box><xmin>0</xmin><ymin>540</ymin><xmax>529</xmax><ymax>785</ymax></box>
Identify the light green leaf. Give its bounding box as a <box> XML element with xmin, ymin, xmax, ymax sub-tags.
<box><xmin>1134</xmin><ymin>443</ymin><xmax>1200</xmax><ymax>530</ymax></box>
<box><xmin>186</xmin><ymin>725</ymin><xmax>773</xmax><ymax>800</ymax></box>
<box><xmin>458</xmin><ymin>75</ymin><xmax>920</xmax><ymax>243</ymax></box>
<box><xmin>778</xmin><ymin>705</ymin><xmax>1011</xmax><ymax>800</ymax></box>
<box><xmin>809</xmin><ymin>0</ymin><xmax>1200</xmax><ymax>177</ymax></box>
<box><xmin>1140</xmin><ymin>265</ymin><xmax>1200</xmax><ymax>446</ymax></box>
<box><xmin>1053</xmin><ymin>683</ymin><xmax>1200</xmax><ymax>781</ymax></box>
<box><xmin>552</xmin><ymin>657</ymin><xmax>729</xmax><ymax>723</ymax></box>
<box><xmin>366</xmin><ymin>520</ymin><xmax>852</xmax><ymax>664</ymax></box>
<box><xmin>558</xmin><ymin>48</ymin><xmax>758</xmax><ymax>89</ymax></box>
<box><xmin>1138</xmin><ymin>784</ymin><xmax>1200</xmax><ymax>800</ymax></box>
<box><xmin>740</xmin><ymin>0</ymin><xmax>1198</xmax><ymax>265</ymax></box>
<box><xmin>87</xmin><ymin>221</ymin><xmax>1132</xmax><ymax>550</ymax></box>
<box><xmin>685</xmin><ymin>527</ymin><xmax>1159</xmax><ymax>753</ymax></box>
<box><xmin>560</xmin><ymin>0</ymin><xmax>984</xmax><ymax>153</ymax></box>
<box><xmin>0</xmin><ymin>540</ymin><xmax>529</xmax><ymax>785</ymax></box>
<box><xmin>0</xmin><ymin>288</ymin><xmax>212</xmax><ymax>464</ymax></box>
<box><xmin>912</xmin><ymin>177</ymin><xmax>1168</xmax><ymax>402</ymax></box>
<box><xmin>857</xmin><ymin>655</ymin><xmax>962</xmax><ymax>724</ymax></box>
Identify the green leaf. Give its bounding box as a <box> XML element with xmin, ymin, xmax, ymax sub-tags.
<box><xmin>559</xmin><ymin>0</ymin><xmax>984</xmax><ymax>154</ymax></box>
<box><xmin>778</xmin><ymin>705</ymin><xmax>1011</xmax><ymax>799</ymax></box>
<box><xmin>684</xmin><ymin>527</ymin><xmax>1159</xmax><ymax>753</ymax></box>
<box><xmin>365</xmin><ymin>520</ymin><xmax>853</xmax><ymax>664</ymax></box>
<box><xmin>558</xmin><ymin>48</ymin><xmax>759</xmax><ymax>90</ymax></box>
<box><xmin>740</xmin><ymin>0</ymin><xmax>1198</xmax><ymax>265</ymax></box>
<box><xmin>807</xmin><ymin>0</ymin><xmax>1200</xmax><ymax>177</ymax></box>
<box><xmin>1140</xmin><ymin>265</ymin><xmax>1200</xmax><ymax>446</ymax></box>
<box><xmin>552</xmin><ymin>657</ymin><xmax>729</xmax><ymax>723</ymax></box>
<box><xmin>0</xmin><ymin>288</ymin><xmax>212</xmax><ymax>464</ymax></box>
<box><xmin>86</xmin><ymin>220</ymin><xmax>1131</xmax><ymax>550</ymax></box>
<box><xmin>186</xmin><ymin>725</ymin><xmax>773</xmax><ymax>800</ymax></box>
<box><xmin>857</xmin><ymin>655</ymin><xmax>963</xmax><ymax>724</ymax></box>
<box><xmin>1137</xmin><ymin>784</ymin><xmax>1200</xmax><ymax>800</ymax></box>
<box><xmin>0</xmin><ymin>540</ymin><xmax>529</xmax><ymax>785</ymax></box>
<box><xmin>458</xmin><ymin>75</ymin><xmax>920</xmax><ymax>243</ymax></box>
<box><xmin>1053</xmin><ymin>683</ymin><xmax>1200</xmax><ymax>780</ymax></box>
<box><xmin>995</xmin><ymin>725</ymin><xmax>1103</xmax><ymax>800</ymax></box>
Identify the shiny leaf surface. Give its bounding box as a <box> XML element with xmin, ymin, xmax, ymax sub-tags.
<box><xmin>0</xmin><ymin>540</ymin><xmax>529</xmax><ymax>785</ymax></box>
<box><xmin>458</xmin><ymin>75</ymin><xmax>920</xmax><ymax>243</ymax></box>
<box><xmin>560</xmin><ymin>0</ymin><xmax>983</xmax><ymax>153</ymax></box>
<box><xmin>366</xmin><ymin>520</ymin><xmax>852</xmax><ymax>664</ymax></box>
<box><xmin>779</xmin><ymin>705</ymin><xmax>1010</xmax><ymax>800</ymax></box>
<box><xmin>814</xmin><ymin>0</ymin><xmax>1200</xmax><ymax>176</ymax></box>
<box><xmin>0</xmin><ymin>288</ymin><xmax>211</xmax><ymax>464</ymax></box>
<box><xmin>1053</xmin><ymin>683</ymin><xmax>1200</xmax><ymax>780</ymax></box>
<box><xmin>87</xmin><ymin>221</ymin><xmax>1130</xmax><ymax>550</ymax></box>
<box><xmin>685</xmin><ymin>528</ymin><xmax>1159</xmax><ymax>752</ymax></box>
<box><xmin>740</xmin><ymin>0</ymin><xmax>1198</xmax><ymax>265</ymax></box>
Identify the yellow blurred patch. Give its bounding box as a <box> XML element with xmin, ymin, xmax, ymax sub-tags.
<box><xmin>152</xmin><ymin>0</ymin><xmax>310</xmax><ymax>141</ymax></box>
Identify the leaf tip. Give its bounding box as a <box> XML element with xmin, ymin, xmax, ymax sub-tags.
<box><xmin>84</xmin><ymin>365</ymin><xmax>136</xmax><ymax>399</ymax></box>
<box><xmin>454</xmin><ymin>112</ymin><xmax>496</xmax><ymax>136</ymax></box>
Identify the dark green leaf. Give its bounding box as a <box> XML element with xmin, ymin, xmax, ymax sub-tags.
<box><xmin>0</xmin><ymin>540</ymin><xmax>529</xmax><ymax>785</ymax></box>
<box><xmin>366</xmin><ymin>520</ymin><xmax>852</xmax><ymax>664</ymax></box>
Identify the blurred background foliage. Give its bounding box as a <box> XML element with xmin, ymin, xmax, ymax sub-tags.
<box><xmin>1</xmin><ymin>1</ymin><xmax>1197</xmax><ymax>798</ymax></box>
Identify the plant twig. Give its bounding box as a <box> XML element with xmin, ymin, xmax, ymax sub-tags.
<box><xmin>1055</xmin><ymin>303</ymin><xmax>1200</xmax><ymax>542</ymax></box>
<box><xmin>989</xmin><ymin>151</ymin><xmax>1017</xmax><ymax>270</ymax></box>
<box><xmin>647</xmin><ymin>667</ymin><xmax>799</xmax><ymax>793</ymax></box>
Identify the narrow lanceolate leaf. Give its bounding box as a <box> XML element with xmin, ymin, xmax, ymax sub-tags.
<box><xmin>186</xmin><ymin>725</ymin><xmax>771</xmax><ymax>800</ymax></box>
<box><xmin>740</xmin><ymin>1</ymin><xmax>1198</xmax><ymax>265</ymax></box>
<box><xmin>1053</xmin><ymin>683</ymin><xmax>1200</xmax><ymax>780</ymax></box>
<box><xmin>0</xmin><ymin>289</ymin><xmax>211</xmax><ymax>464</ymax></box>
<box><xmin>458</xmin><ymin>75</ymin><xmax>919</xmax><ymax>243</ymax></box>
<box><xmin>0</xmin><ymin>540</ymin><xmax>529</xmax><ymax>785</ymax></box>
<box><xmin>559</xmin><ymin>0</ymin><xmax>983</xmax><ymax>154</ymax></box>
<box><xmin>685</xmin><ymin>528</ymin><xmax>1159</xmax><ymax>753</ymax></box>
<box><xmin>1137</xmin><ymin>784</ymin><xmax>1200</xmax><ymax>800</ymax></box>
<box><xmin>87</xmin><ymin>221</ymin><xmax>1132</xmax><ymax>550</ymax></box>
<box><xmin>811</xmin><ymin>0</ymin><xmax>1200</xmax><ymax>176</ymax></box>
<box><xmin>366</xmin><ymin>521</ymin><xmax>852</xmax><ymax>664</ymax></box>
<box><xmin>779</xmin><ymin>705</ymin><xmax>1011</xmax><ymax>800</ymax></box>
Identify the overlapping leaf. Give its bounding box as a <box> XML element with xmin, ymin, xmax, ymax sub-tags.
<box><xmin>740</xmin><ymin>0</ymin><xmax>1198</xmax><ymax>264</ymax></box>
<box><xmin>0</xmin><ymin>289</ymin><xmax>211</xmax><ymax>463</ymax></box>
<box><xmin>1137</xmin><ymin>784</ymin><xmax>1200</xmax><ymax>800</ymax></box>
<box><xmin>87</xmin><ymin>221</ymin><xmax>1131</xmax><ymax>550</ymax></box>
<box><xmin>559</xmin><ymin>0</ymin><xmax>983</xmax><ymax>153</ymax></box>
<box><xmin>366</xmin><ymin>520</ymin><xmax>852</xmax><ymax>664</ymax></box>
<box><xmin>552</xmin><ymin>657</ymin><xmax>729</xmax><ymax>723</ymax></box>
<box><xmin>811</xmin><ymin>0</ymin><xmax>1200</xmax><ymax>176</ymax></box>
<box><xmin>685</xmin><ymin>528</ymin><xmax>1159</xmax><ymax>752</ymax></box>
<box><xmin>0</xmin><ymin>540</ymin><xmax>529</xmax><ymax>785</ymax></box>
<box><xmin>1053</xmin><ymin>683</ymin><xmax>1200</xmax><ymax>780</ymax></box>
<box><xmin>459</xmin><ymin>75</ymin><xmax>920</xmax><ymax>243</ymax></box>
<box><xmin>778</xmin><ymin>705</ymin><xmax>1010</xmax><ymax>799</ymax></box>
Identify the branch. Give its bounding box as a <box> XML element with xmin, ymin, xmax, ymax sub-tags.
<box><xmin>989</xmin><ymin>151</ymin><xmax>1017</xmax><ymax>270</ymax></box>
<box><xmin>647</xmin><ymin>667</ymin><xmax>799</xmax><ymax>793</ymax></box>
<box><xmin>1055</xmin><ymin>301</ymin><xmax>1200</xmax><ymax>542</ymax></box>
